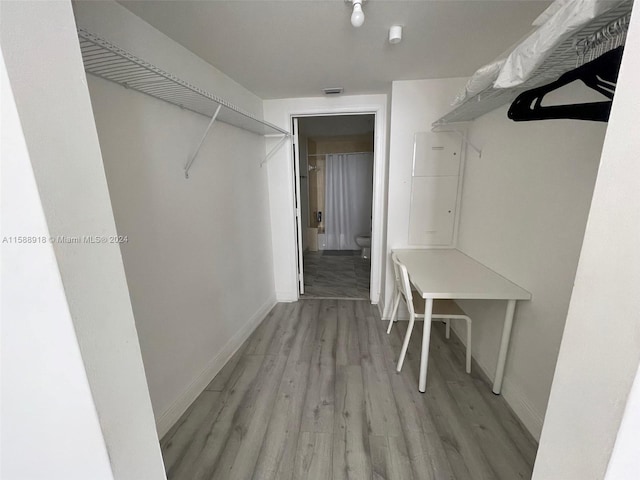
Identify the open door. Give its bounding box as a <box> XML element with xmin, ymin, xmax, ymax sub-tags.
<box><xmin>292</xmin><ymin>118</ymin><xmax>304</xmax><ymax>295</ymax></box>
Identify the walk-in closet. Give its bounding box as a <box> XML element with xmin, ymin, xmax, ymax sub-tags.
<box><xmin>3</xmin><ymin>1</ymin><xmax>639</xmax><ymax>479</ymax></box>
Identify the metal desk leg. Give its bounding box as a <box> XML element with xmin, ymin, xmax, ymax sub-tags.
<box><xmin>493</xmin><ymin>299</ymin><xmax>517</xmax><ymax>394</ymax></box>
<box><xmin>419</xmin><ymin>297</ymin><xmax>434</xmax><ymax>393</ymax></box>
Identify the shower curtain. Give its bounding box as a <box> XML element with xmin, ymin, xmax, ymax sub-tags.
<box><xmin>324</xmin><ymin>153</ymin><xmax>374</xmax><ymax>250</ymax></box>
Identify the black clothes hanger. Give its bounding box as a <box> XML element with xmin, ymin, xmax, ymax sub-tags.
<box><xmin>507</xmin><ymin>46</ymin><xmax>624</xmax><ymax>122</ymax></box>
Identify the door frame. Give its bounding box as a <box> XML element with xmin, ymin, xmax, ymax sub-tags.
<box><xmin>291</xmin><ymin>105</ymin><xmax>386</xmax><ymax>304</ymax></box>
<box><xmin>291</xmin><ymin>118</ymin><xmax>305</xmax><ymax>294</ymax></box>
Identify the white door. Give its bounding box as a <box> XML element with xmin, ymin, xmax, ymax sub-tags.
<box><xmin>292</xmin><ymin>118</ymin><xmax>305</xmax><ymax>295</ymax></box>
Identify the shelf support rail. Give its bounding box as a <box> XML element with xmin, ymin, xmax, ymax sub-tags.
<box><xmin>184</xmin><ymin>104</ymin><xmax>222</xmax><ymax>179</ymax></box>
<box><xmin>431</xmin><ymin>124</ymin><xmax>482</xmax><ymax>158</ymax></box>
<box><xmin>261</xmin><ymin>134</ymin><xmax>291</xmax><ymax>167</ymax></box>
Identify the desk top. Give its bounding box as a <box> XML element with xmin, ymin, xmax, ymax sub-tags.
<box><xmin>393</xmin><ymin>249</ymin><xmax>532</xmax><ymax>301</ymax></box>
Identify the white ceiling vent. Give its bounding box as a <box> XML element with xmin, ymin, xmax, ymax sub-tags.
<box><xmin>323</xmin><ymin>87</ymin><xmax>344</xmax><ymax>95</ymax></box>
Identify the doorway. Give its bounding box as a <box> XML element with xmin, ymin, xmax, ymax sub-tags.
<box><xmin>293</xmin><ymin>114</ymin><xmax>375</xmax><ymax>299</ymax></box>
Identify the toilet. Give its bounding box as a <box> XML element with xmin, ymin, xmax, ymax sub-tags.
<box><xmin>355</xmin><ymin>234</ymin><xmax>371</xmax><ymax>259</ymax></box>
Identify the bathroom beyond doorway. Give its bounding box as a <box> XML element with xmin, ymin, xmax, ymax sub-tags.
<box><xmin>295</xmin><ymin>115</ymin><xmax>375</xmax><ymax>299</ymax></box>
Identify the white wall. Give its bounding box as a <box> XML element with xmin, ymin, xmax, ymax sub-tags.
<box><xmin>384</xmin><ymin>78</ymin><xmax>467</xmax><ymax>315</ymax></box>
<box><xmin>1</xmin><ymin>44</ymin><xmax>114</xmax><ymax>480</ymax></box>
<box><xmin>605</xmin><ymin>362</ymin><xmax>640</xmax><ymax>479</ymax></box>
<box><xmin>532</xmin><ymin>4</ymin><xmax>640</xmax><ymax>477</ymax></box>
<box><xmin>1</xmin><ymin>1</ymin><xmax>166</xmax><ymax>478</ymax></box>
<box><xmin>264</xmin><ymin>95</ymin><xmax>388</xmax><ymax>303</ymax></box>
<box><xmin>74</xmin><ymin>1</ymin><xmax>276</xmax><ymax>437</ymax></box>
<box><xmin>456</xmin><ymin>88</ymin><xmax>607</xmax><ymax>438</ymax></box>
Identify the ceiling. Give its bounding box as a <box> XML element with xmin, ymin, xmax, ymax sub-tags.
<box><xmin>119</xmin><ymin>0</ymin><xmax>550</xmax><ymax>99</ymax></box>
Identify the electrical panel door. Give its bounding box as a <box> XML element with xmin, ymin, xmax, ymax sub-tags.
<box><xmin>408</xmin><ymin>176</ymin><xmax>459</xmax><ymax>245</ymax></box>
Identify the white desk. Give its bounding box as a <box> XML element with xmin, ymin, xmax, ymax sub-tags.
<box><xmin>393</xmin><ymin>248</ymin><xmax>531</xmax><ymax>394</ymax></box>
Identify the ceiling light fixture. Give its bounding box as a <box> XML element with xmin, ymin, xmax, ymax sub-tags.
<box><xmin>348</xmin><ymin>0</ymin><xmax>366</xmax><ymax>28</ymax></box>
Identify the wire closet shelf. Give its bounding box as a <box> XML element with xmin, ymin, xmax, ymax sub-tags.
<box><xmin>432</xmin><ymin>0</ymin><xmax>634</xmax><ymax>127</ymax></box>
<box><xmin>76</xmin><ymin>28</ymin><xmax>288</xmax><ymax>137</ymax></box>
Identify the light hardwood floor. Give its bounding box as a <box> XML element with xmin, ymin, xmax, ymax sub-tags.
<box><xmin>160</xmin><ymin>300</ymin><xmax>537</xmax><ymax>480</ymax></box>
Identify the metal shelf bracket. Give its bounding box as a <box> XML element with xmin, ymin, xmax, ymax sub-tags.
<box><xmin>261</xmin><ymin>134</ymin><xmax>291</xmax><ymax>167</ymax></box>
<box><xmin>431</xmin><ymin>123</ymin><xmax>482</xmax><ymax>158</ymax></box>
<box><xmin>184</xmin><ymin>104</ymin><xmax>222</xmax><ymax>179</ymax></box>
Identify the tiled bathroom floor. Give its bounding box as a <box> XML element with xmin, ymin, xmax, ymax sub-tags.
<box><xmin>302</xmin><ymin>251</ymin><xmax>370</xmax><ymax>299</ymax></box>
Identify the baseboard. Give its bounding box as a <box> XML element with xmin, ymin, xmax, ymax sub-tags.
<box><xmin>502</xmin><ymin>382</ymin><xmax>545</xmax><ymax>441</ymax></box>
<box><xmin>377</xmin><ymin>298</ymin><xmax>385</xmax><ymax>320</ymax></box>
<box><xmin>155</xmin><ymin>295</ymin><xmax>277</xmax><ymax>438</ymax></box>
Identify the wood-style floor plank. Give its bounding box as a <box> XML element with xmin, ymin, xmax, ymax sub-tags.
<box><xmin>370</xmin><ymin>435</ymin><xmax>415</xmax><ymax>480</ymax></box>
<box><xmin>300</xmin><ymin>300</ymin><xmax>338</xmax><ymax>434</ymax></box>
<box><xmin>265</xmin><ymin>301</ymin><xmax>304</xmax><ymax>357</ymax></box>
<box><xmin>205</xmin><ymin>354</ymin><xmax>288</xmax><ymax>480</ymax></box>
<box><xmin>433</xmin><ymin>322</ymin><xmax>539</xmax><ymax>466</ymax></box>
<box><xmin>418</xmin><ymin>319</ymin><xmax>538</xmax><ymax>472</ymax></box>
<box><xmin>356</xmin><ymin>300</ymin><xmax>383</xmax><ymax>359</ymax></box>
<box><xmin>205</xmin><ymin>342</ymin><xmax>249</xmax><ymax>392</ymax></box>
<box><xmin>160</xmin><ymin>391</ymin><xmax>222</xmax><ymax>472</ymax></box>
<box><xmin>333</xmin><ymin>365</ymin><xmax>372</xmax><ymax>480</ymax></box>
<box><xmin>447</xmin><ymin>381</ymin><xmax>533</xmax><ymax>479</ymax></box>
<box><xmin>161</xmin><ymin>300</ymin><xmax>537</xmax><ymax>480</ymax></box>
<box><xmin>252</xmin><ymin>301</ymin><xmax>316</xmax><ymax>480</ymax></box>
<box><xmin>361</xmin><ymin>351</ymin><xmax>403</xmax><ymax>437</ymax></box>
<box><xmin>473</xmin><ymin>378</ymin><xmax>539</xmax><ymax>467</ymax></box>
<box><xmin>244</xmin><ymin>303</ymin><xmax>288</xmax><ymax>355</ymax></box>
<box><xmin>398</xmin><ymin>322</ymin><xmax>499</xmax><ymax>480</ymax></box>
<box><xmin>374</xmin><ymin>319</ymin><xmax>458</xmax><ymax>480</ymax></box>
<box><xmin>294</xmin><ymin>431</ymin><xmax>333</xmax><ymax>480</ymax></box>
<box><xmin>163</xmin><ymin>354</ymin><xmax>265</xmax><ymax>479</ymax></box>
<box><xmin>336</xmin><ymin>301</ymin><xmax>361</xmax><ymax>367</ymax></box>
